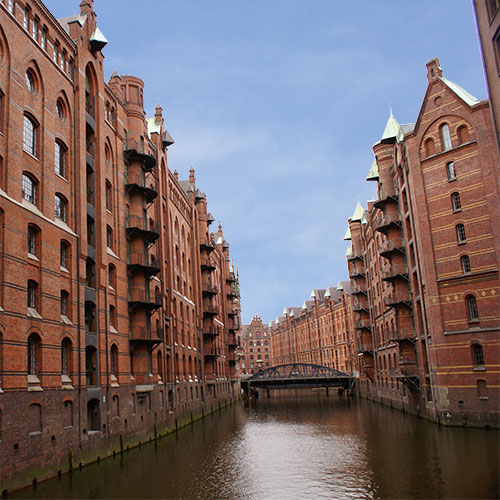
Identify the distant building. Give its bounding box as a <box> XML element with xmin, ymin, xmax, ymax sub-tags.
<box><xmin>346</xmin><ymin>58</ymin><xmax>500</xmax><ymax>428</ymax></box>
<box><xmin>240</xmin><ymin>316</ymin><xmax>271</xmax><ymax>374</ymax></box>
<box><xmin>0</xmin><ymin>0</ymin><xmax>241</xmax><ymax>491</ymax></box>
<box><xmin>269</xmin><ymin>283</ymin><xmax>356</xmax><ymax>374</ymax></box>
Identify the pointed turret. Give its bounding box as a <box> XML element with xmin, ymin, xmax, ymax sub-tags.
<box><xmin>350</xmin><ymin>201</ymin><xmax>364</xmax><ymax>222</ymax></box>
<box><xmin>366</xmin><ymin>158</ymin><xmax>379</xmax><ymax>181</ymax></box>
<box><xmin>344</xmin><ymin>227</ymin><xmax>351</xmax><ymax>240</ymax></box>
<box><xmin>381</xmin><ymin>106</ymin><xmax>401</xmax><ymax>143</ymax></box>
<box><xmin>189</xmin><ymin>166</ymin><xmax>195</xmax><ymax>184</ymax></box>
<box><xmin>155</xmin><ymin>101</ymin><xmax>163</xmax><ymax>124</ymax></box>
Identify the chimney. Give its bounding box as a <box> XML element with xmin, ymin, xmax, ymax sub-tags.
<box><xmin>426</xmin><ymin>57</ymin><xmax>442</xmax><ymax>83</ymax></box>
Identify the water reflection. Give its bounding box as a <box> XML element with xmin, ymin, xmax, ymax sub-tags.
<box><xmin>12</xmin><ymin>395</ymin><xmax>499</xmax><ymax>499</ymax></box>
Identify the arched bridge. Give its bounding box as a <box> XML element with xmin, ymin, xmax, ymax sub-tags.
<box><xmin>241</xmin><ymin>363</ymin><xmax>353</xmax><ymax>391</ymax></box>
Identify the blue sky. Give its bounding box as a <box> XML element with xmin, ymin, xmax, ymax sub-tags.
<box><xmin>45</xmin><ymin>1</ymin><xmax>487</xmax><ymax>324</ymax></box>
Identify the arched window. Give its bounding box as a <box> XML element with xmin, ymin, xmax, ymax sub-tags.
<box><xmin>27</xmin><ymin>279</ymin><xmax>38</xmax><ymax>309</ymax></box>
<box><xmin>108</xmin><ymin>263</ymin><xmax>116</xmax><ymax>288</ymax></box>
<box><xmin>27</xmin><ymin>333</ymin><xmax>40</xmax><ymax>376</ymax></box>
<box><xmin>61</xmin><ymin>338</ymin><xmax>72</xmax><ymax>376</ymax></box>
<box><xmin>60</xmin><ymin>240</ymin><xmax>70</xmax><ymax>269</ymax></box>
<box><xmin>457</xmin><ymin>125</ymin><xmax>469</xmax><ymax>144</ymax></box>
<box><xmin>105</xmin><ymin>181</ymin><xmax>112</xmax><ymax>211</ymax></box>
<box><xmin>85</xmin><ymin>346</ymin><xmax>97</xmax><ymax>386</ymax></box>
<box><xmin>440</xmin><ymin>123</ymin><xmax>452</xmax><ymax>151</ymax></box>
<box><xmin>25</xmin><ymin>70</ymin><xmax>35</xmax><ymax>93</ymax></box>
<box><xmin>60</xmin><ymin>290</ymin><xmax>69</xmax><ymax>317</ymax></box>
<box><xmin>461</xmin><ymin>255</ymin><xmax>471</xmax><ymax>274</ymax></box>
<box><xmin>110</xmin><ymin>344</ymin><xmax>118</xmax><ymax>376</ymax></box>
<box><xmin>85</xmin><ymin>257</ymin><xmax>95</xmax><ymax>288</ymax></box>
<box><xmin>56</xmin><ymin>98</ymin><xmax>65</xmax><ymax>121</ymax></box>
<box><xmin>424</xmin><ymin>138</ymin><xmax>435</xmax><ymax>157</ymax></box>
<box><xmin>87</xmin><ymin>398</ymin><xmax>100</xmax><ymax>430</ymax></box>
<box><xmin>451</xmin><ymin>192</ymin><xmax>461</xmax><ymax>212</ymax></box>
<box><xmin>23</xmin><ymin>115</ymin><xmax>38</xmax><ymax>156</ymax></box>
<box><xmin>157</xmin><ymin>350</ymin><xmax>163</xmax><ymax>380</ymax></box>
<box><xmin>27</xmin><ymin>224</ymin><xmax>39</xmax><ymax>256</ymax></box>
<box><xmin>471</xmin><ymin>344</ymin><xmax>484</xmax><ymax>367</ymax></box>
<box><xmin>466</xmin><ymin>295</ymin><xmax>479</xmax><ymax>321</ymax></box>
<box><xmin>456</xmin><ymin>224</ymin><xmax>466</xmax><ymax>244</ymax></box>
<box><xmin>109</xmin><ymin>304</ymin><xmax>115</xmax><ymax>329</ymax></box>
<box><xmin>23</xmin><ymin>6</ymin><xmax>30</xmax><ymax>31</ymax></box>
<box><xmin>55</xmin><ymin>141</ymin><xmax>67</xmax><ymax>177</ymax></box>
<box><xmin>87</xmin><ymin>215</ymin><xmax>95</xmax><ymax>246</ymax></box>
<box><xmin>55</xmin><ymin>194</ymin><xmax>67</xmax><ymax>222</ymax></box>
<box><xmin>22</xmin><ymin>173</ymin><xmax>37</xmax><ymax>204</ymax></box>
<box><xmin>106</xmin><ymin>225</ymin><xmax>113</xmax><ymax>249</ymax></box>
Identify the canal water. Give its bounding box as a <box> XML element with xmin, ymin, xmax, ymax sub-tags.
<box><xmin>12</xmin><ymin>394</ymin><xmax>499</xmax><ymax>499</ymax></box>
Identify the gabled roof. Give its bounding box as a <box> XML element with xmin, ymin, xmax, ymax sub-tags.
<box><xmin>440</xmin><ymin>77</ymin><xmax>481</xmax><ymax>107</ymax></box>
<box><xmin>58</xmin><ymin>14</ymin><xmax>87</xmax><ymax>34</ymax></box>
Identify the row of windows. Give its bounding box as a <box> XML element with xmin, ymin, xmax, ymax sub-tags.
<box><xmin>424</xmin><ymin>123</ymin><xmax>470</xmax><ymax>158</ymax></box>
<box><xmin>22</xmin><ymin>173</ymin><xmax>68</xmax><ymax>221</ymax></box>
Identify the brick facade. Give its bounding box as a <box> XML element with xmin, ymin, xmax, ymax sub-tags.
<box><xmin>0</xmin><ymin>0</ymin><xmax>241</xmax><ymax>492</ymax></box>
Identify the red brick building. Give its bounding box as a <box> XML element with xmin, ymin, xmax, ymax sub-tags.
<box><xmin>0</xmin><ymin>0</ymin><xmax>241</xmax><ymax>492</ymax></box>
<box><xmin>347</xmin><ymin>58</ymin><xmax>500</xmax><ymax>427</ymax></box>
<box><xmin>269</xmin><ymin>283</ymin><xmax>357</xmax><ymax>375</ymax></box>
<box><xmin>239</xmin><ymin>315</ymin><xmax>270</xmax><ymax>375</ymax></box>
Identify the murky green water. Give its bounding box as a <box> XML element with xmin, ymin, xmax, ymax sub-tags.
<box><xmin>12</xmin><ymin>395</ymin><xmax>499</xmax><ymax>499</ymax></box>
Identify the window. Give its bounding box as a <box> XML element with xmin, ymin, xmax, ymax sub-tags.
<box><xmin>424</xmin><ymin>138</ymin><xmax>435</xmax><ymax>157</ymax></box>
<box><xmin>106</xmin><ymin>225</ymin><xmax>113</xmax><ymax>249</ymax></box>
<box><xmin>472</xmin><ymin>343</ymin><xmax>484</xmax><ymax>367</ymax></box>
<box><xmin>27</xmin><ymin>333</ymin><xmax>40</xmax><ymax>376</ymax></box>
<box><xmin>86</xmin><ymin>166</ymin><xmax>94</xmax><ymax>204</ymax></box>
<box><xmin>466</xmin><ymin>295</ymin><xmax>479</xmax><ymax>321</ymax></box>
<box><xmin>108</xmin><ymin>264</ymin><xmax>116</xmax><ymax>288</ymax></box>
<box><xmin>23</xmin><ymin>115</ymin><xmax>37</xmax><ymax>156</ymax></box>
<box><xmin>25</xmin><ymin>71</ymin><xmax>35</xmax><ymax>92</ymax></box>
<box><xmin>61</xmin><ymin>338</ymin><xmax>71</xmax><ymax>376</ymax></box>
<box><xmin>60</xmin><ymin>290</ymin><xmax>69</xmax><ymax>316</ymax></box>
<box><xmin>56</xmin><ymin>99</ymin><xmax>65</xmax><ymax>121</ymax></box>
<box><xmin>477</xmin><ymin>380</ymin><xmax>488</xmax><ymax>399</ymax></box>
<box><xmin>55</xmin><ymin>194</ymin><xmax>67</xmax><ymax>222</ymax></box>
<box><xmin>40</xmin><ymin>27</ymin><xmax>46</xmax><ymax>50</ymax></box>
<box><xmin>451</xmin><ymin>192</ymin><xmax>461</xmax><ymax>212</ymax></box>
<box><xmin>85</xmin><ymin>346</ymin><xmax>97</xmax><ymax>386</ymax></box>
<box><xmin>23</xmin><ymin>6</ymin><xmax>29</xmax><ymax>30</ymax></box>
<box><xmin>446</xmin><ymin>161</ymin><xmax>456</xmax><ymax>181</ymax></box>
<box><xmin>85</xmin><ymin>258</ymin><xmax>95</xmax><ymax>288</ymax></box>
<box><xmin>109</xmin><ymin>305</ymin><xmax>115</xmax><ymax>329</ymax></box>
<box><xmin>87</xmin><ymin>216</ymin><xmax>95</xmax><ymax>247</ymax></box>
<box><xmin>457</xmin><ymin>125</ymin><xmax>469</xmax><ymax>144</ymax></box>
<box><xmin>55</xmin><ymin>141</ymin><xmax>66</xmax><ymax>177</ymax></box>
<box><xmin>105</xmin><ymin>181</ymin><xmax>112</xmax><ymax>211</ymax></box>
<box><xmin>440</xmin><ymin>123</ymin><xmax>452</xmax><ymax>151</ymax></box>
<box><xmin>60</xmin><ymin>240</ymin><xmax>69</xmax><ymax>269</ymax></box>
<box><xmin>8</xmin><ymin>0</ymin><xmax>14</xmax><ymax>14</ymax></box>
<box><xmin>110</xmin><ymin>345</ymin><xmax>118</xmax><ymax>376</ymax></box>
<box><xmin>461</xmin><ymin>255</ymin><xmax>471</xmax><ymax>274</ymax></box>
<box><xmin>27</xmin><ymin>279</ymin><xmax>37</xmax><ymax>309</ymax></box>
<box><xmin>456</xmin><ymin>224</ymin><xmax>466</xmax><ymax>244</ymax></box>
<box><xmin>27</xmin><ymin>225</ymin><xmax>38</xmax><ymax>256</ymax></box>
<box><xmin>53</xmin><ymin>41</ymin><xmax>59</xmax><ymax>64</ymax></box>
<box><xmin>32</xmin><ymin>16</ymin><xmax>38</xmax><ymax>40</ymax></box>
<box><xmin>22</xmin><ymin>173</ymin><xmax>36</xmax><ymax>204</ymax></box>
<box><xmin>84</xmin><ymin>301</ymin><xmax>96</xmax><ymax>332</ymax></box>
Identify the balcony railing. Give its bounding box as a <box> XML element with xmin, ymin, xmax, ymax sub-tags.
<box><xmin>128</xmin><ymin>288</ymin><xmax>162</xmax><ymax>308</ymax></box>
<box><xmin>348</xmin><ymin>266</ymin><xmax>365</xmax><ymax>278</ymax></box>
<box><xmin>374</xmin><ymin>187</ymin><xmax>398</xmax><ymax>209</ymax></box>
<box><xmin>379</xmin><ymin>238</ymin><xmax>405</xmax><ymax>257</ymax></box>
<box><xmin>351</xmin><ymin>283</ymin><xmax>367</xmax><ymax>295</ymax></box>
<box><xmin>202</xmin><ymin>283</ymin><xmax>218</xmax><ymax>296</ymax></box>
<box><xmin>126</xmin><ymin>216</ymin><xmax>160</xmax><ymax>243</ymax></box>
<box><xmin>129</xmin><ymin>325</ymin><xmax>164</xmax><ymax>343</ymax></box>
<box><xmin>204</xmin><ymin>344</ymin><xmax>220</xmax><ymax>357</ymax></box>
<box><xmin>125</xmin><ymin>171</ymin><xmax>157</xmax><ymax>203</ymax></box>
<box><xmin>375</xmin><ymin>212</ymin><xmax>401</xmax><ymax>233</ymax></box>
<box><xmin>388</xmin><ymin>328</ymin><xmax>416</xmax><ymax>342</ymax></box>
<box><xmin>203</xmin><ymin>304</ymin><xmax>218</xmax><ymax>316</ymax></box>
<box><xmin>381</xmin><ymin>264</ymin><xmax>408</xmax><ymax>281</ymax></box>
<box><xmin>384</xmin><ymin>290</ymin><xmax>412</xmax><ymax>307</ymax></box>
<box><xmin>357</xmin><ymin>342</ymin><xmax>373</xmax><ymax>354</ymax></box>
<box><xmin>127</xmin><ymin>251</ymin><xmax>161</xmax><ymax>276</ymax></box>
<box><xmin>200</xmin><ymin>237</ymin><xmax>215</xmax><ymax>252</ymax></box>
<box><xmin>124</xmin><ymin>138</ymin><xmax>157</xmax><ymax>171</ymax></box>
<box><xmin>355</xmin><ymin>319</ymin><xmax>372</xmax><ymax>330</ymax></box>
<box><xmin>201</xmin><ymin>257</ymin><xmax>216</xmax><ymax>271</ymax></box>
<box><xmin>347</xmin><ymin>249</ymin><xmax>364</xmax><ymax>262</ymax></box>
<box><xmin>352</xmin><ymin>298</ymin><xmax>369</xmax><ymax>311</ymax></box>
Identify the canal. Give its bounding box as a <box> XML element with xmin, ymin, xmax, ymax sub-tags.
<box><xmin>12</xmin><ymin>394</ymin><xmax>499</xmax><ymax>499</ymax></box>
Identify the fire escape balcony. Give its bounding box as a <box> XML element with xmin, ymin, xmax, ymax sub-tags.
<box><xmin>227</xmin><ymin>333</ymin><xmax>238</xmax><ymax>347</ymax></box>
<box><xmin>388</xmin><ymin>328</ymin><xmax>417</xmax><ymax>343</ymax></box>
<box><xmin>229</xmin><ymin>317</ymin><xmax>240</xmax><ymax>331</ymax></box>
<box><xmin>384</xmin><ymin>290</ymin><xmax>412</xmax><ymax>308</ymax></box>
<box><xmin>227</xmin><ymin>307</ymin><xmax>239</xmax><ymax>317</ymax></box>
<box><xmin>351</xmin><ymin>282</ymin><xmax>368</xmax><ymax>295</ymax></box>
<box><xmin>129</xmin><ymin>325</ymin><xmax>164</xmax><ymax>346</ymax></box>
<box><xmin>389</xmin><ymin>362</ymin><xmax>420</xmax><ymax>391</ymax></box>
<box><xmin>204</xmin><ymin>344</ymin><xmax>221</xmax><ymax>358</ymax></box>
<box><xmin>126</xmin><ymin>216</ymin><xmax>160</xmax><ymax>243</ymax></box>
<box><xmin>347</xmin><ymin>249</ymin><xmax>364</xmax><ymax>262</ymax></box>
<box><xmin>203</xmin><ymin>328</ymin><xmax>219</xmax><ymax>338</ymax></box>
<box><xmin>228</xmin><ymin>351</ymin><xmax>237</xmax><ymax>363</ymax></box>
<box><xmin>201</xmin><ymin>257</ymin><xmax>216</xmax><ymax>271</ymax></box>
<box><xmin>227</xmin><ymin>286</ymin><xmax>238</xmax><ymax>298</ymax></box>
<box><xmin>127</xmin><ymin>251</ymin><xmax>160</xmax><ymax>277</ymax></box>
<box><xmin>200</xmin><ymin>237</ymin><xmax>216</xmax><ymax>253</ymax></box>
<box><xmin>202</xmin><ymin>283</ymin><xmax>218</xmax><ymax>296</ymax></box>
<box><xmin>203</xmin><ymin>304</ymin><xmax>218</xmax><ymax>318</ymax></box>
<box><xmin>375</xmin><ymin>212</ymin><xmax>401</xmax><ymax>234</ymax></box>
<box><xmin>373</xmin><ymin>187</ymin><xmax>399</xmax><ymax>209</ymax></box>
<box><xmin>226</xmin><ymin>273</ymin><xmax>237</xmax><ymax>283</ymax></box>
<box><xmin>357</xmin><ymin>342</ymin><xmax>374</xmax><ymax>355</ymax></box>
<box><xmin>128</xmin><ymin>288</ymin><xmax>162</xmax><ymax>312</ymax></box>
<box><xmin>355</xmin><ymin>318</ymin><xmax>372</xmax><ymax>330</ymax></box>
<box><xmin>348</xmin><ymin>266</ymin><xmax>365</xmax><ymax>279</ymax></box>
<box><xmin>381</xmin><ymin>264</ymin><xmax>409</xmax><ymax>282</ymax></box>
<box><xmin>125</xmin><ymin>172</ymin><xmax>158</xmax><ymax>204</ymax></box>
<box><xmin>124</xmin><ymin>138</ymin><xmax>157</xmax><ymax>172</ymax></box>
<box><xmin>379</xmin><ymin>238</ymin><xmax>405</xmax><ymax>258</ymax></box>
<box><xmin>352</xmin><ymin>298</ymin><xmax>369</xmax><ymax>312</ymax></box>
